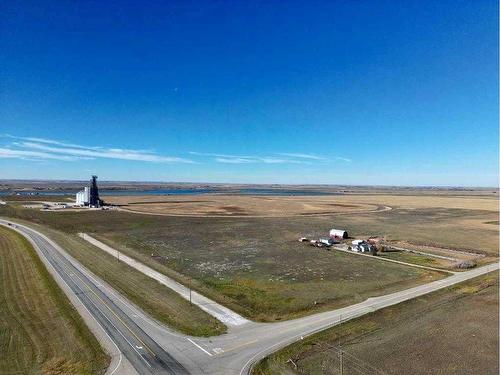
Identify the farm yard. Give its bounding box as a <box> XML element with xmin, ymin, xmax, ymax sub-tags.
<box><xmin>105</xmin><ymin>193</ymin><xmax>499</xmax><ymax>256</ymax></box>
<box><xmin>3</xmin><ymin>189</ymin><xmax>498</xmax><ymax>322</ymax></box>
<box><xmin>0</xmin><ymin>210</ymin><xmax>442</xmax><ymax>321</ymax></box>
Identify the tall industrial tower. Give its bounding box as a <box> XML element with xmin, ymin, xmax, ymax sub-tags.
<box><xmin>89</xmin><ymin>175</ymin><xmax>101</xmax><ymax>207</ymax></box>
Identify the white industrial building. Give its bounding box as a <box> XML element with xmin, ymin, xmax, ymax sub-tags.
<box><xmin>75</xmin><ymin>187</ymin><xmax>90</xmax><ymax>206</ymax></box>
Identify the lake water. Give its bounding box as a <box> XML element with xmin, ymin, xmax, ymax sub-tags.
<box><xmin>236</xmin><ymin>188</ymin><xmax>341</xmax><ymax>196</ymax></box>
<box><xmin>1</xmin><ymin>188</ymin><xmax>342</xmax><ymax>197</ymax></box>
<box><xmin>0</xmin><ymin>189</ymin><xmax>215</xmax><ymax>196</ymax></box>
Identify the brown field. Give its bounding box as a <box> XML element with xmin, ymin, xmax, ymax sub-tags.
<box><xmin>106</xmin><ymin>194</ymin><xmax>377</xmax><ymax>217</ymax></box>
<box><xmin>254</xmin><ymin>272</ymin><xmax>499</xmax><ymax>375</ymax></box>
<box><xmin>106</xmin><ymin>193</ymin><xmax>498</xmax><ymax>217</ymax></box>
<box><xmin>106</xmin><ymin>192</ymin><xmax>499</xmax><ymax>255</ymax></box>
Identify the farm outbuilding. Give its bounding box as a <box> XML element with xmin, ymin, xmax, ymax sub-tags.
<box><xmin>329</xmin><ymin>229</ymin><xmax>348</xmax><ymax>239</ymax></box>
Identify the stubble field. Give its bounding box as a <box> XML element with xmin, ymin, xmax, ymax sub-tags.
<box><xmin>106</xmin><ymin>194</ymin><xmax>377</xmax><ymax>217</ymax></box>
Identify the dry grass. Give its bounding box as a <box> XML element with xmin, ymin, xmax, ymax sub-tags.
<box><xmin>104</xmin><ymin>193</ymin><xmax>500</xmax><ymax>255</ymax></box>
<box><xmin>328</xmin><ymin>207</ymin><xmax>499</xmax><ymax>255</ymax></box>
<box><xmin>331</xmin><ymin>193</ymin><xmax>498</xmax><ymax>211</ymax></box>
<box><xmin>106</xmin><ymin>194</ymin><xmax>375</xmax><ymax>217</ymax></box>
<box><xmin>0</xmin><ymin>226</ymin><xmax>109</xmax><ymax>375</ymax></box>
<box><xmin>1</xmin><ymin>190</ymin><xmax>497</xmax><ymax>323</ymax></box>
<box><xmin>254</xmin><ymin>272</ymin><xmax>499</xmax><ymax>375</ymax></box>
<box><xmin>4</xmin><ymin>219</ymin><xmax>226</xmax><ymax>337</ymax></box>
<box><xmin>0</xmin><ymin>205</ymin><xmax>445</xmax><ymax>322</ymax></box>
<box><xmin>105</xmin><ymin>193</ymin><xmax>498</xmax><ymax>217</ymax></box>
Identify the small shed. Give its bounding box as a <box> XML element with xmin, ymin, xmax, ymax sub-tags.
<box><xmin>329</xmin><ymin>229</ymin><xmax>348</xmax><ymax>239</ymax></box>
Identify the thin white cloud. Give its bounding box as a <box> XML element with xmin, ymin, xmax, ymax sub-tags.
<box><xmin>333</xmin><ymin>156</ymin><xmax>352</xmax><ymax>162</ymax></box>
<box><xmin>190</xmin><ymin>151</ymin><xmax>348</xmax><ymax>165</ymax></box>
<box><xmin>2</xmin><ymin>136</ymin><xmax>194</xmax><ymax>164</ymax></box>
<box><xmin>3</xmin><ymin>134</ymin><xmax>103</xmax><ymax>150</ymax></box>
<box><xmin>189</xmin><ymin>151</ymin><xmax>254</xmax><ymax>159</ymax></box>
<box><xmin>277</xmin><ymin>152</ymin><xmax>327</xmax><ymax>161</ymax></box>
<box><xmin>215</xmin><ymin>157</ymin><xmax>254</xmax><ymax>164</ymax></box>
<box><xmin>259</xmin><ymin>157</ymin><xmax>291</xmax><ymax>164</ymax></box>
<box><xmin>2</xmin><ymin>136</ymin><xmax>349</xmax><ymax>166</ymax></box>
<box><xmin>3</xmin><ymin>135</ymin><xmax>157</xmax><ymax>154</ymax></box>
<box><xmin>278</xmin><ymin>152</ymin><xmax>351</xmax><ymax>162</ymax></box>
<box><xmin>192</xmin><ymin>152</ymin><xmax>295</xmax><ymax>164</ymax></box>
<box><xmin>0</xmin><ymin>147</ymin><xmax>91</xmax><ymax>161</ymax></box>
<box><xmin>17</xmin><ymin>142</ymin><xmax>194</xmax><ymax>163</ymax></box>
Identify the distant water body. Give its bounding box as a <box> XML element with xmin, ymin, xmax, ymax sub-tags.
<box><xmin>1</xmin><ymin>188</ymin><xmax>342</xmax><ymax>197</ymax></box>
<box><xmin>236</xmin><ymin>188</ymin><xmax>341</xmax><ymax>196</ymax></box>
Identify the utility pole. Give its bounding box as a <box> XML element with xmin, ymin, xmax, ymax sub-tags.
<box><xmin>339</xmin><ymin>314</ymin><xmax>344</xmax><ymax>375</ymax></box>
<box><xmin>189</xmin><ymin>279</ymin><xmax>192</xmax><ymax>305</ymax></box>
<box><xmin>339</xmin><ymin>348</ymin><xmax>344</xmax><ymax>375</ymax></box>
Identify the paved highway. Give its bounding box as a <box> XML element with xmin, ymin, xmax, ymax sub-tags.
<box><xmin>2</xmin><ymin>219</ymin><xmax>498</xmax><ymax>375</ymax></box>
<box><xmin>0</xmin><ymin>220</ymin><xmax>189</xmax><ymax>375</ymax></box>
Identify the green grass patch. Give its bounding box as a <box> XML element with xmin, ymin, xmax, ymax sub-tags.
<box><xmin>380</xmin><ymin>251</ymin><xmax>439</xmax><ymax>266</ymax></box>
<box><xmin>2</xmin><ymin>217</ymin><xmax>226</xmax><ymax>337</ymax></box>
<box><xmin>0</xmin><ymin>225</ymin><xmax>110</xmax><ymax>375</ymax></box>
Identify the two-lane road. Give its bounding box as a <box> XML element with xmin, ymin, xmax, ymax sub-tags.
<box><xmin>2</xmin><ymin>219</ymin><xmax>498</xmax><ymax>375</ymax></box>
<box><xmin>0</xmin><ymin>220</ymin><xmax>189</xmax><ymax>375</ymax></box>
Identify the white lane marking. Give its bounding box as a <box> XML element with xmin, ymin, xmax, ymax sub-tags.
<box><xmin>213</xmin><ymin>347</ymin><xmax>224</xmax><ymax>354</ymax></box>
<box><xmin>69</xmin><ymin>249</ymin><xmax>187</xmax><ymax>339</ymax></box>
<box><xmin>60</xmin><ymin>268</ymin><xmax>125</xmax><ymax>375</ymax></box>
<box><xmin>72</xmin><ymin>281</ymin><xmax>153</xmax><ymax>368</ymax></box>
<box><xmin>12</xmin><ymin>222</ymin><xmax>153</xmax><ymax>371</ymax></box>
<box><xmin>187</xmin><ymin>338</ymin><xmax>213</xmax><ymax>357</ymax></box>
<box><xmin>64</xmin><ymin>263</ymin><xmax>153</xmax><ymax>368</ymax></box>
<box><xmin>18</xmin><ymin>222</ymin><xmax>186</xmax><ymax>340</ymax></box>
<box><xmin>1</xmin><ymin>223</ymin><xmax>126</xmax><ymax>375</ymax></box>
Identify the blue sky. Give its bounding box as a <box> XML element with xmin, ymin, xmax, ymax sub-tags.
<box><xmin>1</xmin><ymin>1</ymin><xmax>498</xmax><ymax>186</ymax></box>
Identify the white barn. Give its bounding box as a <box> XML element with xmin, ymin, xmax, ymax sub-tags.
<box><xmin>329</xmin><ymin>229</ymin><xmax>348</xmax><ymax>239</ymax></box>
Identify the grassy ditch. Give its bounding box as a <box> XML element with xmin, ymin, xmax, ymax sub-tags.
<box><xmin>3</xmin><ymin>218</ymin><xmax>226</xmax><ymax>337</ymax></box>
<box><xmin>0</xmin><ymin>225</ymin><xmax>110</xmax><ymax>375</ymax></box>
<box><xmin>253</xmin><ymin>271</ymin><xmax>499</xmax><ymax>375</ymax></box>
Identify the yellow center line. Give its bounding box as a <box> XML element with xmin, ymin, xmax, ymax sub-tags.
<box><xmin>70</xmin><ymin>267</ymin><xmax>157</xmax><ymax>357</ymax></box>
<box><xmin>219</xmin><ymin>339</ymin><xmax>259</xmax><ymax>355</ymax></box>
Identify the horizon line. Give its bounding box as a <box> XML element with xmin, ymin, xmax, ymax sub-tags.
<box><xmin>0</xmin><ymin>178</ymin><xmax>497</xmax><ymax>190</ymax></box>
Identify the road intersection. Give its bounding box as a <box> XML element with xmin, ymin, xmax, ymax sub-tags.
<box><xmin>1</xmin><ymin>219</ymin><xmax>497</xmax><ymax>375</ymax></box>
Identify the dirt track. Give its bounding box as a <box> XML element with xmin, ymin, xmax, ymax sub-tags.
<box><xmin>106</xmin><ymin>195</ymin><xmax>391</xmax><ymax>217</ymax></box>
